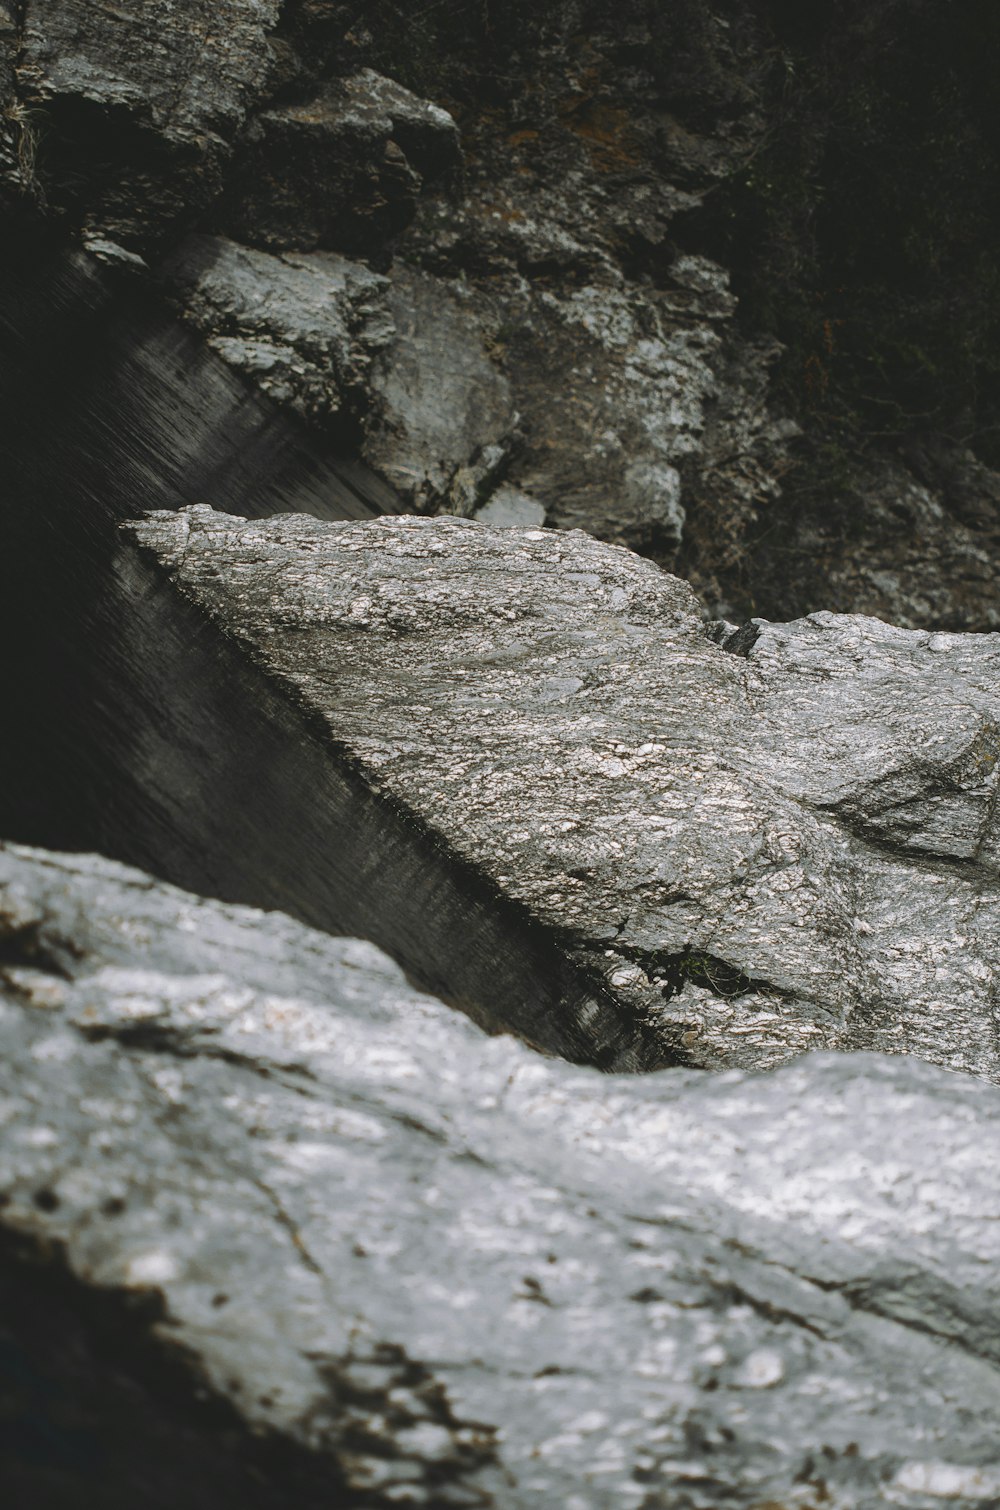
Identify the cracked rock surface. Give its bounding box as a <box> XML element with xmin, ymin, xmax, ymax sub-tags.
<box><xmin>124</xmin><ymin>509</ymin><xmax>1000</xmax><ymax>1079</ymax></box>
<box><xmin>160</xmin><ymin>234</ymin><xmax>395</xmax><ymax>425</ymax></box>
<box><xmin>2</xmin><ymin>842</ymin><xmax>1000</xmax><ymax>1509</ymax></box>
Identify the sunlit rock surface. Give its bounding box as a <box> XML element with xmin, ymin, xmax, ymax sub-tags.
<box><xmin>121</xmin><ymin>510</ymin><xmax>1000</xmax><ymax>1079</ymax></box>
<box><xmin>2</xmin><ymin>843</ymin><xmax>1000</xmax><ymax>1509</ymax></box>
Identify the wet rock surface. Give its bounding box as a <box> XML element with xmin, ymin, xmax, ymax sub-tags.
<box><xmin>2</xmin><ymin>842</ymin><xmax>1000</xmax><ymax>1509</ymax></box>
<box><xmin>121</xmin><ymin>509</ymin><xmax>1000</xmax><ymax>1080</ymax></box>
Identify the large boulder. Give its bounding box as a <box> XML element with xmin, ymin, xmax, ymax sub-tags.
<box><xmin>115</xmin><ymin>509</ymin><xmax>1000</xmax><ymax>1080</ymax></box>
<box><xmin>2</xmin><ymin>842</ymin><xmax>1000</xmax><ymax>1508</ymax></box>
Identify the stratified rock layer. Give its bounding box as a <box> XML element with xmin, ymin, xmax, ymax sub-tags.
<box><xmin>2</xmin><ymin>842</ymin><xmax>1000</xmax><ymax>1509</ymax></box>
<box><xmin>123</xmin><ymin>510</ymin><xmax>1000</xmax><ymax>1079</ymax></box>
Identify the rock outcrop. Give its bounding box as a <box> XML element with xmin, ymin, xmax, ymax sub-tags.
<box><xmin>104</xmin><ymin>508</ymin><xmax>1000</xmax><ymax>1081</ymax></box>
<box><xmin>217</xmin><ymin>69</ymin><xmax>461</xmax><ymax>256</ymax></box>
<box><xmin>3</xmin><ymin>842</ymin><xmax>1000</xmax><ymax>1509</ymax></box>
<box><xmin>3</xmin><ymin>1</ymin><xmax>998</xmax><ymax>627</ymax></box>
<box><xmin>4</xmin><ymin>10</ymin><xmax>1000</xmax><ymax>1503</ymax></box>
<box><xmin>16</xmin><ymin>0</ymin><xmax>282</xmax><ymax>245</ymax></box>
<box><xmin>161</xmin><ymin>233</ymin><xmax>395</xmax><ymax>427</ymax></box>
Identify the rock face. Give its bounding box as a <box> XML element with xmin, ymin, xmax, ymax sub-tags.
<box><xmin>3</xmin><ymin>842</ymin><xmax>1000</xmax><ymax>1509</ymax></box>
<box><xmin>160</xmin><ymin>234</ymin><xmax>395</xmax><ymax>426</ymax></box>
<box><xmin>362</xmin><ymin>264</ymin><xmax>518</xmax><ymax>515</ymax></box>
<box><xmin>0</xmin><ymin>235</ymin><xmax>397</xmax><ymax>858</ymax></box>
<box><xmin>17</xmin><ymin>0</ymin><xmax>281</xmax><ymax>244</ymax></box>
<box><xmin>4</xmin><ymin>2</ymin><xmax>998</xmax><ymax>626</ymax></box>
<box><xmin>218</xmin><ymin>70</ymin><xmax>461</xmax><ymax>255</ymax></box>
<box><xmin>115</xmin><ymin>509</ymin><xmax>1000</xmax><ymax>1081</ymax></box>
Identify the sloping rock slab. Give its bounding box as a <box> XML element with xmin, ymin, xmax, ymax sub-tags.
<box><xmin>2</xmin><ymin>843</ymin><xmax>1000</xmax><ymax>1508</ymax></box>
<box><xmin>122</xmin><ymin>510</ymin><xmax>1000</xmax><ymax>1080</ymax></box>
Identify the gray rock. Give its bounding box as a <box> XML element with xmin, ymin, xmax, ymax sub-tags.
<box><xmin>122</xmin><ymin>509</ymin><xmax>1000</xmax><ymax>1080</ymax></box>
<box><xmin>2</xmin><ymin>841</ymin><xmax>1000</xmax><ymax>1508</ymax></box>
<box><xmin>753</xmin><ymin>446</ymin><xmax>1000</xmax><ymax>635</ymax></box>
<box><xmin>220</xmin><ymin>70</ymin><xmax>461</xmax><ymax>255</ymax></box>
<box><xmin>363</xmin><ymin>264</ymin><xmax>516</xmax><ymax>513</ymax></box>
<box><xmin>17</xmin><ymin>0</ymin><xmax>281</xmax><ymax>243</ymax></box>
<box><xmin>160</xmin><ymin>234</ymin><xmax>395</xmax><ymax>425</ymax></box>
<box><xmin>474</xmin><ymin>485</ymin><xmax>547</xmax><ymax>528</ymax></box>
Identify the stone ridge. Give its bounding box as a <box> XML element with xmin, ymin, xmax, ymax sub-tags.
<box><xmin>2</xmin><ymin>841</ymin><xmax>1000</xmax><ymax>1508</ymax></box>
<box><xmin>125</xmin><ymin>508</ymin><xmax>1000</xmax><ymax>1079</ymax></box>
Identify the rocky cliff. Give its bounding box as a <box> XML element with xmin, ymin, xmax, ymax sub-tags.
<box><xmin>3</xmin><ymin>2</ymin><xmax>1000</xmax><ymax>1506</ymax></box>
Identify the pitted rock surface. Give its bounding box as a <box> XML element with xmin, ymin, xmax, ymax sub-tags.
<box><xmin>124</xmin><ymin>509</ymin><xmax>1000</xmax><ymax>1079</ymax></box>
<box><xmin>2</xmin><ymin>842</ymin><xmax>1000</xmax><ymax>1508</ymax></box>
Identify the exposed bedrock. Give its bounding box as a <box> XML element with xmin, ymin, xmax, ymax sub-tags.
<box><xmin>47</xmin><ymin>505</ymin><xmax>995</xmax><ymax>1081</ymax></box>
<box><xmin>15</xmin><ymin>0</ymin><xmax>281</xmax><ymax>246</ymax></box>
<box><xmin>216</xmin><ymin>69</ymin><xmax>462</xmax><ymax>256</ymax></box>
<box><xmin>6</xmin><ymin>1</ymin><xmax>1000</xmax><ymax>627</ymax></box>
<box><xmin>2</xmin><ymin>843</ymin><xmax>1000</xmax><ymax>1509</ymax></box>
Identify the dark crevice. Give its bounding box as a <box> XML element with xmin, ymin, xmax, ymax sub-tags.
<box><xmin>0</xmin><ymin>919</ymin><xmax>76</xmax><ymax>983</ymax></box>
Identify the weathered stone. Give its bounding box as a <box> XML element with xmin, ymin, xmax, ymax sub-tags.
<box><xmin>2</xmin><ymin>842</ymin><xmax>1000</xmax><ymax>1508</ymax></box>
<box><xmin>412</xmin><ymin>169</ymin><xmax>787</xmax><ymax>555</ymax></box>
<box><xmin>16</xmin><ymin>0</ymin><xmax>281</xmax><ymax>244</ymax></box>
<box><xmin>160</xmin><ymin>233</ymin><xmax>395</xmax><ymax>425</ymax></box>
<box><xmin>0</xmin><ymin>235</ymin><xmax>400</xmax><ymax>858</ymax></box>
<box><xmin>747</xmin><ymin>445</ymin><xmax>1000</xmax><ymax>634</ymax></box>
<box><xmin>220</xmin><ymin>70</ymin><xmax>460</xmax><ymax>255</ymax></box>
<box><xmin>120</xmin><ymin>509</ymin><xmax>1000</xmax><ymax>1080</ymax></box>
<box><xmin>363</xmin><ymin>264</ymin><xmax>517</xmax><ymax>513</ymax></box>
<box><xmin>474</xmin><ymin>484</ymin><xmax>547</xmax><ymax>529</ymax></box>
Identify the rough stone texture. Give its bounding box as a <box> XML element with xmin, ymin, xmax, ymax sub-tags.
<box><xmin>3</xmin><ymin>842</ymin><xmax>1000</xmax><ymax>1509</ymax></box>
<box><xmin>15</xmin><ymin>0</ymin><xmax>281</xmax><ymax>245</ymax></box>
<box><xmin>745</xmin><ymin>446</ymin><xmax>1000</xmax><ymax>634</ymax></box>
<box><xmin>362</xmin><ymin>264</ymin><xmax>517</xmax><ymax>514</ymax></box>
<box><xmin>159</xmin><ymin>234</ymin><xmax>395</xmax><ymax>426</ymax></box>
<box><xmin>403</xmin><ymin>57</ymin><xmax>789</xmax><ymax>559</ymax></box>
<box><xmin>124</xmin><ymin>509</ymin><xmax>1000</xmax><ymax>1080</ymax></box>
<box><xmin>474</xmin><ymin>484</ymin><xmax>547</xmax><ymax>529</ymax></box>
<box><xmin>0</xmin><ymin>1</ymin><xmax>19</xmax><ymax>193</ymax></box>
<box><xmin>3</xmin><ymin>4</ymin><xmax>998</xmax><ymax>627</ymax></box>
<box><xmin>218</xmin><ymin>70</ymin><xmax>461</xmax><ymax>256</ymax></box>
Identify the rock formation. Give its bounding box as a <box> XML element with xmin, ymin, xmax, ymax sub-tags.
<box><xmin>101</xmin><ymin>508</ymin><xmax>997</xmax><ymax>1082</ymax></box>
<box><xmin>3</xmin><ymin>843</ymin><xmax>1000</xmax><ymax>1508</ymax></box>
<box><xmin>4</xmin><ymin>3</ymin><xmax>1000</xmax><ymax>1506</ymax></box>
